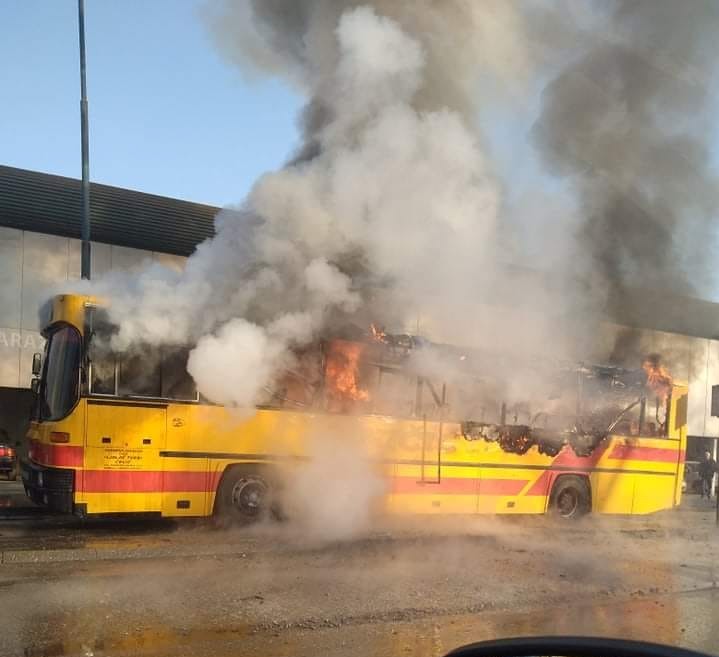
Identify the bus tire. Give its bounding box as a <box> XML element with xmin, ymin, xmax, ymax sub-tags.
<box><xmin>214</xmin><ymin>466</ymin><xmax>275</xmax><ymax>527</ymax></box>
<box><xmin>549</xmin><ymin>475</ymin><xmax>590</xmax><ymax>519</ymax></box>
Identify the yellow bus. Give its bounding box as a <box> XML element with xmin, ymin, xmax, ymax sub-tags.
<box><xmin>22</xmin><ymin>293</ymin><xmax>688</xmax><ymax>521</ymax></box>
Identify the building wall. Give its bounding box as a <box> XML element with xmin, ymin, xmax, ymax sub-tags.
<box><xmin>0</xmin><ymin>227</ymin><xmax>185</xmax><ymax>389</ymax></box>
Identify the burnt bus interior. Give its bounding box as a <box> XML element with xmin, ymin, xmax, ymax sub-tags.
<box><xmin>74</xmin><ymin>310</ymin><xmax>673</xmax><ymax>459</ymax></box>
<box><xmin>86</xmin><ymin>307</ymin><xmax>198</xmax><ymax>402</ymax></box>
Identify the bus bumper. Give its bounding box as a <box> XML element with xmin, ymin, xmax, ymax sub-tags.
<box><xmin>20</xmin><ymin>459</ymin><xmax>75</xmax><ymax>513</ymax></box>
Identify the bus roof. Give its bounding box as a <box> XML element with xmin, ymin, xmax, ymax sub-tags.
<box><xmin>41</xmin><ymin>293</ymin><xmax>101</xmax><ymax>334</ymax></box>
<box><xmin>42</xmin><ymin>293</ymin><xmax>688</xmax><ymax>389</ymax></box>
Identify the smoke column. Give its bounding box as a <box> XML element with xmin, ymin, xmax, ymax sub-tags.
<box><xmin>79</xmin><ymin>1</ymin><xmax>542</xmax><ymax>407</ymax></box>
<box><xmin>533</xmin><ymin>0</ymin><xmax>719</xmax><ymax>325</ymax></box>
<box><xmin>74</xmin><ymin>1</ymin><xmax>719</xmax><ymax>406</ymax></box>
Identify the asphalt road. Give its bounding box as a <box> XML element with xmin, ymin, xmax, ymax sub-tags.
<box><xmin>1</xmin><ymin>479</ymin><xmax>719</xmax><ymax>657</ymax></box>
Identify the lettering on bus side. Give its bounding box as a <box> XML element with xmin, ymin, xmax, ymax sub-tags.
<box><xmin>103</xmin><ymin>447</ymin><xmax>146</xmax><ymax>470</ymax></box>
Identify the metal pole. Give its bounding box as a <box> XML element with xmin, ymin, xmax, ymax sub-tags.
<box><xmin>712</xmin><ymin>437</ymin><xmax>719</xmax><ymax>526</ymax></box>
<box><xmin>78</xmin><ymin>0</ymin><xmax>91</xmax><ymax>279</ymax></box>
<box><xmin>712</xmin><ymin>437</ymin><xmax>718</xmax><ymax>499</ymax></box>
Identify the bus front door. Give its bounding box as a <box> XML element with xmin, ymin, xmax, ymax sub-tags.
<box><xmin>83</xmin><ymin>399</ymin><xmax>167</xmax><ymax>513</ymax></box>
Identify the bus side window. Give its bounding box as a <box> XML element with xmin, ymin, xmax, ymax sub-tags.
<box><xmin>86</xmin><ymin>307</ymin><xmax>116</xmax><ymax>395</ymax></box>
<box><xmin>254</xmin><ymin>347</ymin><xmax>323</xmax><ymax>409</ymax></box>
<box><xmin>414</xmin><ymin>377</ymin><xmax>446</xmax><ymax>420</ymax></box>
<box><xmin>162</xmin><ymin>347</ymin><xmax>197</xmax><ymax>401</ymax></box>
<box><xmin>118</xmin><ymin>346</ymin><xmax>162</xmax><ymax>398</ymax></box>
<box><xmin>91</xmin><ymin>354</ymin><xmax>116</xmax><ymax>395</ymax></box>
<box><xmin>373</xmin><ymin>368</ymin><xmax>414</xmax><ymax>417</ymax></box>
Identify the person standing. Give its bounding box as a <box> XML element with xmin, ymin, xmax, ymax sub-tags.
<box><xmin>698</xmin><ymin>450</ymin><xmax>717</xmax><ymax>499</ymax></box>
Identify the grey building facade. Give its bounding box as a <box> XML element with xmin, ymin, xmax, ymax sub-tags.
<box><xmin>0</xmin><ymin>165</ymin><xmax>217</xmax><ymax>444</ymax></box>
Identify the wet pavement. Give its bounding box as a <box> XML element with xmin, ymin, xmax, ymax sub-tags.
<box><xmin>2</xmin><ymin>479</ymin><xmax>719</xmax><ymax>657</ymax></box>
<box><xmin>0</xmin><ymin>479</ymin><xmax>38</xmax><ymax>516</ymax></box>
<box><xmin>10</xmin><ymin>588</ymin><xmax>719</xmax><ymax>657</ymax></box>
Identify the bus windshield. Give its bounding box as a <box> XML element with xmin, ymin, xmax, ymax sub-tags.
<box><xmin>39</xmin><ymin>325</ymin><xmax>81</xmax><ymax>421</ymax></box>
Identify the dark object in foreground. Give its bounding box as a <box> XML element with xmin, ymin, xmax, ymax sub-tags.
<box><xmin>445</xmin><ymin>636</ymin><xmax>714</xmax><ymax>657</ymax></box>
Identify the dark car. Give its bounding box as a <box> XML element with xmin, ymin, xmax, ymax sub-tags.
<box><xmin>0</xmin><ymin>444</ymin><xmax>17</xmax><ymax>481</ymax></box>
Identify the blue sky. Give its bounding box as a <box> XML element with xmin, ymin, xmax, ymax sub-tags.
<box><xmin>0</xmin><ymin>0</ymin><xmax>566</xmax><ymax>217</ymax></box>
<box><xmin>1</xmin><ymin>0</ymin><xmax>303</xmax><ymax>207</ymax></box>
<box><xmin>1</xmin><ymin>0</ymin><xmax>546</xmax><ymax>211</ymax></box>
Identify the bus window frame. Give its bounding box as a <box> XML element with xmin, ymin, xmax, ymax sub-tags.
<box><xmin>88</xmin><ymin>355</ymin><xmax>201</xmax><ymax>404</ymax></box>
<box><xmin>365</xmin><ymin>363</ymin><xmax>418</xmax><ymax>419</ymax></box>
<box><xmin>87</xmin><ymin>359</ymin><xmax>119</xmax><ymax>398</ymax></box>
<box><xmin>85</xmin><ymin>306</ymin><xmax>200</xmax><ymax>404</ymax></box>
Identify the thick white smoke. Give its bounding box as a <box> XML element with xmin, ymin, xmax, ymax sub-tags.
<box><xmin>81</xmin><ymin>4</ymin><xmax>514</xmax><ymax>407</ymax></box>
<box><xmin>278</xmin><ymin>430</ymin><xmax>386</xmax><ymax>542</ymax></box>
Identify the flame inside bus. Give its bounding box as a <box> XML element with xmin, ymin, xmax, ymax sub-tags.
<box><xmin>325</xmin><ymin>340</ymin><xmax>370</xmax><ymax>404</ymax></box>
<box><xmin>642</xmin><ymin>354</ymin><xmax>673</xmax><ymax>402</ymax></box>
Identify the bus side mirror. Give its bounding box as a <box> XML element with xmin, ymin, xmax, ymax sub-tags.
<box><xmin>32</xmin><ymin>353</ymin><xmax>42</xmax><ymax>376</ymax></box>
<box><xmin>30</xmin><ymin>378</ymin><xmax>40</xmax><ymax>394</ymax></box>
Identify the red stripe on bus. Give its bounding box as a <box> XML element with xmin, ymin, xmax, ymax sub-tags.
<box><xmin>525</xmin><ymin>471</ymin><xmax>552</xmax><ymax>496</ymax></box>
<box><xmin>163</xmin><ymin>471</ymin><xmax>210</xmax><ymax>492</ymax></box>
<box><xmin>524</xmin><ymin>440</ymin><xmax>680</xmax><ymax>496</ymax></box>
<box><xmin>392</xmin><ymin>477</ymin><xmax>526</xmax><ymax>496</ymax></box>
<box><xmin>525</xmin><ymin>440</ymin><xmax>613</xmax><ymax>496</ymax></box>
<box><xmin>607</xmin><ymin>444</ymin><xmax>678</xmax><ymax>463</ymax></box>
<box><xmin>29</xmin><ymin>440</ymin><xmax>83</xmax><ymax>468</ymax></box>
<box><xmin>392</xmin><ymin>477</ymin><xmax>476</xmax><ymax>495</ymax></box>
<box><xmin>80</xmin><ymin>470</ymin><xmax>209</xmax><ymax>493</ymax></box>
<box><xmin>479</xmin><ymin>479</ymin><xmax>528</xmax><ymax>495</ymax></box>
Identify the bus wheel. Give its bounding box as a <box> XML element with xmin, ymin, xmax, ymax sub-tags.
<box><xmin>550</xmin><ymin>475</ymin><xmax>590</xmax><ymax>519</ymax></box>
<box><xmin>216</xmin><ymin>469</ymin><xmax>272</xmax><ymax>526</ymax></box>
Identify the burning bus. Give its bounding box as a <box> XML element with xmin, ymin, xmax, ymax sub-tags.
<box><xmin>22</xmin><ymin>293</ymin><xmax>687</xmax><ymax>521</ymax></box>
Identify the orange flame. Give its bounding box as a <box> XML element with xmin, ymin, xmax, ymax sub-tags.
<box><xmin>325</xmin><ymin>340</ymin><xmax>369</xmax><ymax>404</ymax></box>
<box><xmin>642</xmin><ymin>355</ymin><xmax>673</xmax><ymax>401</ymax></box>
<box><xmin>370</xmin><ymin>323</ymin><xmax>388</xmax><ymax>343</ymax></box>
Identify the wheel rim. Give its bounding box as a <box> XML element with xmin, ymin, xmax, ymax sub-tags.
<box><xmin>231</xmin><ymin>477</ymin><xmax>268</xmax><ymax>517</ymax></box>
<box><xmin>557</xmin><ymin>488</ymin><xmax>579</xmax><ymax>517</ymax></box>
